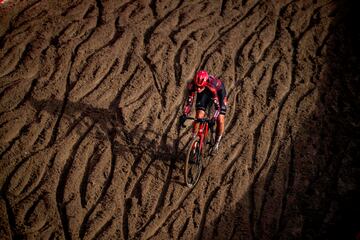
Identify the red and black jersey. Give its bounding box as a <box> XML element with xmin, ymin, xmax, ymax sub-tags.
<box><xmin>183</xmin><ymin>75</ymin><xmax>226</xmax><ymax>119</ymax></box>
<box><xmin>187</xmin><ymin>75</ymin><xmax>223</xmax><ymax>95</ymax></box>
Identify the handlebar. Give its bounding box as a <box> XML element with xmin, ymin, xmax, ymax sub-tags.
<box><xmin>185</xmin><ymin>117</ymin><xmax>211</xmax><ymax>123</ymax></box>
<box><xmin>180</xmin><ymin>116</ymin><xmax>212</xmax><ymax>128</ymax></box>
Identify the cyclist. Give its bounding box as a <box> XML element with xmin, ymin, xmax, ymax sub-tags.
<box><xmin>179</xmin><ymin>70</ymin><xmax>228</xmax><ymax>153</ymax></box>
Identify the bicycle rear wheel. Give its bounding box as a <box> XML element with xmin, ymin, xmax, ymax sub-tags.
<box><xmin>184</xmin><ymin>137</ymin><xmax>202</xmax><ymax>188</ymax></box>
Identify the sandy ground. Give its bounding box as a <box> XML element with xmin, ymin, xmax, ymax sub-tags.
<box><xmin>0</xmin><ymin>0</ymin><xmax>359</xmax><ymax>239</ymax></box>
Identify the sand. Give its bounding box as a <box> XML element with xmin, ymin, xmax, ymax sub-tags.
<box><xmin>0</xmin><ymin>0</ymin><xmax>359</xmax><ymax>239</ymax></box>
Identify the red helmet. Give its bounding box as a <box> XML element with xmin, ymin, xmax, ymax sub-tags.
<box><xmin>194</xmin><ymin>70</ymin><xmax>208</xmax><ymax>91</ymax></box>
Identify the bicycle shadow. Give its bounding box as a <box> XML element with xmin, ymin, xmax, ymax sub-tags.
<box><xmin>28</xmin><ymin>96</ymin><xmax>188</xmax><ymax>184</ymax></box>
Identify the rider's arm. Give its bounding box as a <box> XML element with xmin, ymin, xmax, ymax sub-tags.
<box><xmin>183</xmin><ymin>82</ymin><xmax>196</xmax><ymax>116</ymax></box>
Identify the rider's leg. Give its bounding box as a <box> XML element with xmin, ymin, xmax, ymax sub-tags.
<box><xmin>216</xmin><ymin>114</ymin><xmax>225</xmax><ymax>137</ymax></box>
<box><xmin>196</xmin><ymin>109</ymin><xmax>206</xmax><ymax>118</ymax></box>
<box><xmin>214</xmin><ymin>84</ymin><xmax>227</xmax><ymax>152</ymax></box>
<box><xmin>213</xmin><ymin>114</ymin><xmax>225</xmax><ymax>152</ymax></box>
<box><xmin>192</xmin><ymin>110</ymin><xmax>205</xmax><ymax>138</ymax></box>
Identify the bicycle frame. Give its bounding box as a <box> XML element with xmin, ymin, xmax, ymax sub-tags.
<box><xmin>192</xmin><ymin>120</ymin><xmax>209</xmax><ymax>153</ymax></box>
<box><xmin>182</xmin><ymin>117</ymin><xmax>213</xmax><ymax>188</ymax></box>
<box><xmin>183</xmin><ymin>117</ymin><xmax>211</xmax><ymax>154</ymax></box>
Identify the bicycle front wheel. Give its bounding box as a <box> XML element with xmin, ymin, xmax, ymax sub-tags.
<box><xmin>184</xmin><ymin>137</ymin><xmax>203</xmax><ymax>188</ymax></box>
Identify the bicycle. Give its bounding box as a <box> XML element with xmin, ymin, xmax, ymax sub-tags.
<box><xmin>180</xmin><ymin>117</ymin><xmax>215</xmax><ymax>188</ymax></box>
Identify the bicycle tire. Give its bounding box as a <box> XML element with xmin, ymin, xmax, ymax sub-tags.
<box><xmin>184</xmin><ymin>136</ymin><xmax>203</xmax><ymax>188</ymax></box>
